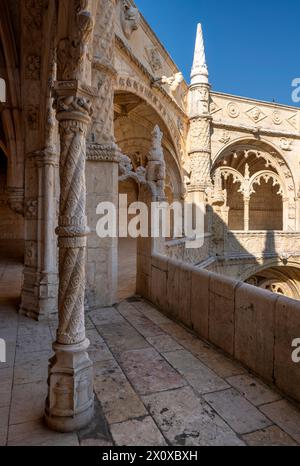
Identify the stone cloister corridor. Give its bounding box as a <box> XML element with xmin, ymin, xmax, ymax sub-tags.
<box><xmin>1</xmin><ymin>0</ymin><xmax>300</xmax><ymax>449</ymax></box>
<box><xmin>1</xmin><ymin>259</ymin><xmax>300</xmax><ymax>446</ymax></box>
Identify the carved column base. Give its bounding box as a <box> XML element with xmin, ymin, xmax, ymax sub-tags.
<box><xmin>45</xmin><ymin>339</ymin><xmax>94</xmax><ymax>433</ymax></box>
<box><xmin>20</xmin><ymin>270</ymin><xmax>58</xmax><ymax>321</ymax></box>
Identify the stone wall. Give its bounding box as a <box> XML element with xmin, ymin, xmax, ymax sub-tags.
<box><xmin>145</xmin><ymin>254</ymin><xmax>300</xmax><ymax>404</ymax></box>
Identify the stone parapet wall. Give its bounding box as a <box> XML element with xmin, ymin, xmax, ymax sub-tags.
<box><xmin>225</xmin><ymin>231</ymin><xmax>300</xmax><ymax>257</ymax></box>
<box><xmin>145</xmin><ymin>254</ymin><xmax>300</xmax><ymax>404</ymax></box>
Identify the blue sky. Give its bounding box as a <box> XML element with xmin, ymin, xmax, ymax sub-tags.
<box><xmin>135</xmin><ymin>0</ymin><xmax>300</xmax><ymax>106</ymax></box>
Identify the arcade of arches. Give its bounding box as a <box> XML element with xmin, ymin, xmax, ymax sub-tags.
<box><xmin>0</xmin><ymin>0</ymin><xmax>300</xmax><ymax>445</ymax></box>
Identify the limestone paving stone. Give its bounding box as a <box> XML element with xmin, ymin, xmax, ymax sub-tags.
<box><xmin>147</xmin><ymin>334</ymin><xmax>183</xmax><ymax>353</ymax></box>
<box><xmin>176</xmin><ymin>336</ymin><xmax>246</xmax><ymax>378</ymax></box>
<box><xmin>226</xmin><ymin>374</ymin><xmax>281</xmax><ymax>407</ymax></box>
<box><xmin>203</xmin><ymin>388</ymin><xmax>273</xmax><ymax>435</ymax></box>
<box><xmin>132</xmin><ymin>301</ymin><xmax>171</xmax><ymax>326</ymax></box>
<box><xmin>163</xmin><ymin>350</ymin><xmax>229</xmax><ymax>394</ymax></box>
<box><xmin>14</xmin><ymin>349</ymin><xmax>53</xmax><ymax>366</ymax></box>
<box><xmin>88</xmin><ymin>307</ymin><xmax>124</xmax><ymax>326</ymax></box>
<box><xmin>143</xmin><ymin>387</ymin><xmax>244</xmax><ymax>446</ymax></box>
<box><xmin>242</xmin><ymin>426</ymin><xmax>297</xmax><ymax>446</ymax></box>
<box><xmin>158</xmin><ymin>321</ymin><xmax>196</xmax><ymax>344</ymax></box>
<box><xmin>13</xmin><ymin>358</ymin><xmax>49</xmax><ymax>385</ymax></box>
<box><xmin>0</xmin><ymin>365</ymin><xmax>14</xmax><ymax>385</ymax></box>
<box><xmin>0</xmin><ymin>428</ymin><xmax>6</xmax><ymax>446</ymax></box>
<box><xmin>110</xmin><ymin>417</ymin><xmax>167</xmax><ymax>447</ymax></box>
<box><xmin>86</xmin><ymin>329</ymin><xmax>114</xmax><ymax>363</ymax></box>
<box><xmin>7</xmin><ymin>420</ymin><xmax>80</xmax><ymax>446</ymax></box>
<box><xmin>260</xmin><ymin>400</ymin><xmax>300</xmax><ymax>443</ymax></box>
<box><xmin>118</xmin><ymin>302</ymin><xmax>165</xmax><ymax>338</ymax></box>
<box><xmin>96</xmin><ymin>322</ymin><xmax>150</xmax><ymax>354</ymax></box>
<box><xmin>93</xmin><ymin>359</ymin><xmax>147</xmax><ymax>424</ymax></box>
<box><xmin>10</xmin><ymin>381</ymin><xmax>47</xmax><ymax>425</ymax></box>
<box><xmin>117</xmin><ymin>348</ymin><xmax>187</xmax><ymax>395</ymax></box>
<box><xmin>0</xmin><ymin>381</ymin><xmax>12</xmax><ymax>407</ymax></box>
<box><xmin>0</xmin><ymin>406</ymin><xmax>9</xmax><ymax>429</ymax></box>
<box><xmin>16</xmin><ymin>329</ymin><xmax>52</xmax><ymax>355</ymax></box>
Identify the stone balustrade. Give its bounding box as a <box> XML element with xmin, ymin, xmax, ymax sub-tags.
<box><xmin>225</xmin><ymin>231</ymin><xmax>300</xmax><ymax>258</ymax></box>
<box><xmin>147</xmin><ymin>253</ymin><xmax>300</xmax><ymax>404</ymax></box>
<box><xmin>164</xmin><ymin>235</ymin><xmax>211</xmax><ymax>264</ymax></box>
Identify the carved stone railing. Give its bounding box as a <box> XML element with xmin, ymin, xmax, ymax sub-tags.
<box><xmin>224</xmin><ymin>231</ymin><xmax>300</xmax><ymax>258</ymax></box>
<box><xmin>146</xmin><ymin>254</ymin><xmax>300</xmax><ymax>405</ymax></box>
<box><xmin>164</xmin><ymin>234</ymin><xmax>211</xmax><ymax>265</ymax></box>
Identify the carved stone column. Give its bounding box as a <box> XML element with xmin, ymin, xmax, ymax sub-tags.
<box><xmin>34</xmin><ymin>149</ymin><xmax>59</xmax><ymax>318</ymax></box>
<box><xmin>45</xmin><ymin>0</ymin><xmax>95</xmax><ymax>432</ymax></box>
<box><xmin>45</xmin><ymin>84</ymin><xmax>95</xmax><ymax>432</ymax></box>
<box><xmin>244</xmin><ymin>196</ymin><xmax>250</xmax><ymax>232</ymax></box>
<box><xmin>85</xmin><ymin>0</ymin><xmax>119</xmax><ymax>309</ymax></box>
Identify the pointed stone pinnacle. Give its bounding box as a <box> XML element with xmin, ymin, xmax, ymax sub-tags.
<box><xmin>191</xmin><ymin>23</ymin><xmax>209</xmax><ymax>85</ymax></box>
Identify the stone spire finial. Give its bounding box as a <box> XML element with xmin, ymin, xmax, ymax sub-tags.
<box><xmin>191</xmin><ymin>23</ymin><xmax>209</xmax><ymax>85</ymax></box>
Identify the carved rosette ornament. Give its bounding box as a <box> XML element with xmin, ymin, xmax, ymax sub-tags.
<box><xmin>45</xmin><ymin>0</ymin><xmax>95</xmax><ymax>433</ymax></box>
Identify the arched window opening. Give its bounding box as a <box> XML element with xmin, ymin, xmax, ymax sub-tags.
<box><xmin>249</xmin><ymin>178</ymin><xmax>283</xmax><ymax>231</ymax></box>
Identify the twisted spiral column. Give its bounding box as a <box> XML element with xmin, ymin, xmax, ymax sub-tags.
<box><xmin>45</xmin><ymin>90</ymin><xmax>95</xmax><ymax>432</ymax></box>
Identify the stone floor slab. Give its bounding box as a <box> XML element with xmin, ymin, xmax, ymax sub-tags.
<box><xmin>163</xmin><ymin>350</ymin><xmax>229</xmax><ymax>394</ymax></box>
<box><xmin>147</xmin><ymin>335</ymin><xmax>183</xmax><ymax>353</ymax></box>
<box><xmin>143</xmin><ymin>387</ymin><xmax>244</xmax><ymax>446</ymax></box>
<box><xmin>227</xmin><ymin>374</ymin><xmax>281</xmax><ymax>407</ymax></box>
<box><xmin>180</xmin><ymin>339</ymin><xmax>246</xmax><ymax>378</ymax></box>
<box><xmin>118</xmin><ymin>348</ymin><xmax>187</xmax><ymax>395</ymax></box>
<box><xmin>118</xmin><ymin>302</ymin><xmax>165</xmax><ymax>338</ymax></box>
<box><xmin>7</xmin><ymin>419</ymin><xmax>80</xmax><ymax>446</ymax></box>
<box><xmin>132</xmin><ymin>301</ymin><xmax>171</xmax><ymax>326</ymax></box>
<box><xmin>0</xmin><ymin>381</ymin><xmax>12</xmax><ymax>407</ymax></box>
<box><xmin>13</xmin><ymin>358</ymin><xmax>48</xmax><ymax>385</ymax></box>
<box><xmin>242</xmin><ymin>425</ymin><xmax>297</xmax><ymax>446</ymax></box>
<box><xmin>10</xmin><ymin>381</ymin><xmax>47</xmax><ymax>425</ymax></box>
<box><xmin>203</xmin><ymin>388</ymin><xmax>273</xmax><ymax>435</ymax></box>
<box><xmin>86</xmin><ymin>329</ymin><xmax>114</xmax><ymax>363</ymax></box>
<box><xmin>88</xmin><ymin>307</ymin><xmax>124</xmax><ymax>326</ymax></box>
<box><xmin>93</xmin><ymin>359</ymin><xmax>147</xmax><ymax>424</ymax></box>
<box><xmin>0</xmin><ymin>406</ymin><xmax>9</xmax><ymax>429</ymax></box>
<box><xmin>260</xmin><ymin>400</ymin><xmax>300</xmax><ymax>443</ymax></box>
<box><xmin>0</xmin><ymin>428</ymin><xmax>7</xmax><ymax>446</ymax></box>
<box><xmin>110</xmin><ymin>417</ymin><xmax>167</xmax><ymax>446</ymax></box>
<box><xmin>96</xmin><ymin>322</ymin><xmax>150</xmax><ymax>354</ymax></box>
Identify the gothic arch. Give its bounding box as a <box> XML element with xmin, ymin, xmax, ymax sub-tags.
<box><xmin>211</xmin><ymin>138</ymin><xmax>296</xmax><ymax>231</ymax></box>
<box><xmin>114</xmin><ymin>89</ymin><xmax>184</xmax><ymax>200</ymax></box>
<box><xmin>115</xmin><ymin>75</ymin><xmax>185</xmax><ymax>162</ymax></box>
<box><xmin>213</xmin><ymin>137</ymin><xmax>296</xmax><ymax>195</ymax></box>
<box><xmin>239</xmin><ymin>259</ymin><xmax>300</xmax><ymax>282</ymax></box>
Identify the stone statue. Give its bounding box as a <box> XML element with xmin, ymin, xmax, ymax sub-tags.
<box><xmin>146</xmin><ymin>125</ymin><xmax>166</xmax><ymax>196</ymax></box>
<box><xmin>121</xmin><ymin>0</ymin><xmax>141</xmax><ymax>39</ymax></box>
<box><xmin>154</xmin><ymin>72</ymin><xmax>183</xmax><ymax>93</ymax></box>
